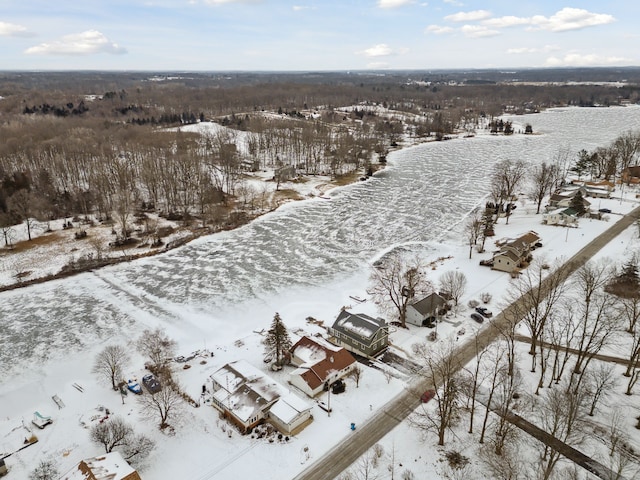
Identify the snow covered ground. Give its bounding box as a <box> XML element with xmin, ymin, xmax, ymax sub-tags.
<box><xmin>2</xmin><ymin>106</ymin><xmax>640</xmax><ymax>479</ymax></box>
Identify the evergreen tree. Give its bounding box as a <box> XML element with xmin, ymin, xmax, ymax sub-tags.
<box><xmin>480</xmin><ymin>207</ymin><xmax>495</xmax><ymax>250</ymax></box>
<box><xmin>264</xmin><ymin>312</ymin><xmax>292</xmax><ymax>365</ymax></box>
<box><xmin>618</xmin><ymin>260</ymin><xmax>640</xmax><ymax>288</ymax></box>
<box><xmin>569</xmin><ymin>190</ymin><xmax>586</xmax><ymax>216</ymax></box>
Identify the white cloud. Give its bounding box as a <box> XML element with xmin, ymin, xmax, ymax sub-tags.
<box><xmin>443</xmin><ymin>0</ymin><xmax>463</xmax><ymax>6</ymax></box>
<box><xmin>530</xmin><ymin>7</ymin><xmax>614</xmax><ymax>32</ymax></box>
<box><xmin>545</xmin><ymin>52</ymin><xmax>631</xmax><ymax>67</ymax></box>
<box><xmin>482</xmin><ymin>15</ymin><xmax>530</xmax><ymax>29</ymax></box>
<box><xmin>293</xmin><ymin>5</ymin><xmax>315</xmax><ymax>11</ymax></box>
<box><xmin>377</xmin><ymin>0</ymin><xmax>414</xmax><ymax>7</ymax></box>
<box><xmin>460</xmin><ymin>25</ymin><xmax>499</xmax><ymax>38</ymax></box>
<box><xmin>367</xmin><ymin>62</ymin><xmax>390</xmax><ymax>69</ymax></box>
<box><xmin>507</xmin><ymin>45</ymin><xmax>559</xmax><ymax>54</ymax></box>
<box><xmin>425</xmin><ymin>24</ymin><xmax>454</xmax><ymax>34</ymax></box>
<box><xmin>445</xmin><ymin>10</ymin><xmax>491</xmax><ymax>22</ymax></box>
<box><xmin>482</xmin><ymin>8</ymin><xmax>614</xmax><ymax>33</ymax></box>
<box><xmin>25</xmin><ymin>30</ymin><xmax>127</xmax><ymax>56</ymax></box>
<box><xmin>362</xmin><ymin>44</ymin><xmax>393</xmax><ymax>57</ymax></box>
<box><xmin>0</xmin><ymin>21</ymin><xmax>33</xmax><ymax>37</ymax></box>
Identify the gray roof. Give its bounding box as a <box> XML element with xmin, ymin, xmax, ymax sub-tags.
<box><xmin>332</xmin><ymin>310</ymin><xmax>387</xmax><ymax>342</ymax></box>
<box><xmin>409</xmin><ymin>293</ymin><xmax>447</xmax><ymax>316</ymax></box>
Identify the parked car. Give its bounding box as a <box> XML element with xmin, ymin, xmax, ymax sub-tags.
<box><xmin>331</xmin><ymin>379</ymin><xmax>346</xmax><ymax>394</ymax></box>
<box><xmin>142</xmin><ymin>374</ymin><xmax>161</xmax><ymax>393</ymax></box>
<box><xmin>475</xmin><ymin>306</ymin><xmax>493</xmax><ymax>318</ymax></box>
<box><xmin>470</xmin><ymin>313</ymin><xmax>484</xmax><ymax>323</ymax></box>
<box><xmin>423</xmin><ymin>316</ymin><xmax>437</xmax><ymax>328</ymax></box>
<box><xmin>599</xmin><ymin>208</ymin><xmax>612</xmax><ymax>214</ymax></box>
<box><xmin>126</xmin><ymin>379</ymin><xmax>142</xmax><ymax>395</ymax></box>
<box><xmin>420</xmin><ymin>389</ymin><xmax>436</xmax><ymax>403</ymax></box>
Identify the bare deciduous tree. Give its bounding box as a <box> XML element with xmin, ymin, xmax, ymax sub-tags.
<box><xmin>90</xmin><ymin>416</ymin><xmax>134</xmax><ymax>453</ymax></box>
<box><xmin>528</xmin><ymin>161</ymin><xmax>559</xmax><ymax>214</ymax></box>
<box><xmin>537</xmin><ymin>381</ymin><xmax>587</xmax><ymax>480</ymax></box>
<box><xmin>409</xmin><ymin>340</ymin><xmax>461</xmax><ymax>446</ymax></box>
<box><xmin>439</xmin><ymin>271</ymin><xmax>466</xmax><ymax>308</ymax></box>
<box><xmin>479</xmin><ymin>440</ymin><xmax>525</xmax><ymax>480</ymax></box>
<box><xmin>505</xmin><ymin>258</ymin><xmax>567</xmax><ymax>373</ymax></box>
<box><xmin>92</xmin><ymin>345</ymin><xmax>130</xmax><ymax>390</ymax></box>
<box><xmin>569</xmin><ymin>261</ymin><xmax>619</xmax><ymax>391</ymax></box>
<box><xmin>491</xmin><ymin>366</ymin><xmax>523</xmax><ymax>456</ymax></box>
<box><xmin>490</xmin><ymin>159</ymin><xmax>527</xmax><ymax>224</ymax></box>
<box><xmin>464</xmin><ymin>209</ymin><xmax>483</xmax><ymax>258</ymax></box>
<box><xmin>368</xmin><ymin>255</ymin><xmax>431</xmax><ymax>328</ymax></box>
<box><xmin>350</xmin><ymin>365</ymin><xmax>363</xmax><ymax>388</ymax></box>
<box><xmin>0</xmin><ymin>212</ymin><xmax>16</xmax><ymax>247</ymax></box>
<box><xmin>137</xmin><ymin>327</ymin><xmax>177</xmax><ymax>373</ymax></box>
<box><xmin>138</xmin><ymin>382</ymin><xmax>184</xmax><ymax>430</ymax></box>
<box><xmin>90</xmin><ymin>416</ymin><xmax>155</xmax><ymax>462</ymax></box>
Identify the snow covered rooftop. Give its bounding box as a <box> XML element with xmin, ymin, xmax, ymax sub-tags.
<box><xmin>210</xmin><ymin>360</ymin><xmax>289</xmax><ymax>423</ymax></box>
<box><xmin>63</xmin><ymin>451</ymin><xmax>139</xmax><ymax>480</ymax></box>
<box><xmin>332</xmin><ymin>310</ymin><xmax>386</xmax><ymax>341</ymax></box>
<box><xmin>290</xmin><ymin>335</ymin><xmax>342</xmax><ymax>366</ymax></box>
<box><xmin>268</xmin><ymin>393</ymin><xmax>312</xmax><ymax>424</ymax></box>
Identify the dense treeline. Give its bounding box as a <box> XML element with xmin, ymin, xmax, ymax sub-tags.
<box><xmin>0</xmin><ymin>70</ymin><xmax>639</xmax><ymax>243</ymax></box>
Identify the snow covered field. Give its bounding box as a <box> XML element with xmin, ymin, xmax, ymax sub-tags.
<box><xmin>2</xmin><ymin>106</ymin><xmax>640</xmax><ymax>479</ymax></box>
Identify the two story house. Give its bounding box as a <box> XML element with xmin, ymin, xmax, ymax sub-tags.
<box><xmin>288</xmin><ymin>335</ymin><xmax>357</xmax><ymax>397</ymax></box>
<box><xmin>328</xmin><ymin>310</ymin><xmax>389</xmax><ymax>358</ymax></box>
<box><xmin>210</xmin><ymin>360</ymin><xmax>312</xmax><ymax>435</ymax></box>
<box><xmin>492</xmin><ymin>231</ymin><xmax>541</xmax><ymax>273</ymax></box>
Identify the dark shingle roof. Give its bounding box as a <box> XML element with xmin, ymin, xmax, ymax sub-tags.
<box><xmin>332</xmin><ymin>310</ymin><xmax>386</xmax><ymax>342</ymax></box>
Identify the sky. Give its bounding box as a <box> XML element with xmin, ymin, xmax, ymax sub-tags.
<box><xmin>0</xmin><ymin>0</ymin><xmax>638</xmax><ymax>71</ymax></box>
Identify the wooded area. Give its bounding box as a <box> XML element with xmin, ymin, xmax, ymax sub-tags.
<box><xmin>1</xmin><ymin>69</ymin><xmax>639</xmax><ymax>245</ymax></box>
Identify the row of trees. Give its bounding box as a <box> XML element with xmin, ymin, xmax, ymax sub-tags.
<box><xmin>572</xmin><ymin>130</ymin><xmax>640</xmax><ymax>182</ymax></box>
<box><xmin>410</xmin><ymin>257</ymin><xmax>640</xmax><ymax>479</ymax></box>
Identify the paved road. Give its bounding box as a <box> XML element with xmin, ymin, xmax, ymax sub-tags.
<box><xmin>293</xmin><ymin>206</ymin><xmax>640</xmax><ymax>480</ymax></box>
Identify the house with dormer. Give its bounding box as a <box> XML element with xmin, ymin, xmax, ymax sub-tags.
<box><xmin>492</xmin><ymin>231</ymin><xmax>541</xmax><ymax>273</ymax></box>
<box><xmin>288</xmin><ymin>336</ymin><xmax>357</xmax><ymax>397</ymax></box>
<box><xmin>328</xmin><ymin>310</ymin><xmax>389</xmax><ymax>358</ymax></box>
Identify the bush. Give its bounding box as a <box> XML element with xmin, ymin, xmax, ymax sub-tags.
<box><xmin>480</xmin><ymin>292</ymin><xmax>492</xmax><ymax>303</ymax></box>
<box><xmin>445</xmin><ymin>450</ymin><xmax>469</xmax><ymax>469</ymax></box>
<box><xmin>468</xmin><ymin>299</ymin><xmax>479</xmax><ymax>308</ymax></box>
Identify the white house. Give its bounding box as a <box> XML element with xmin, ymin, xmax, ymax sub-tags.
<box><xmin>543</xmin><ymin>208</ymin><xmax>579</xmax><ymax>227</ymax></box>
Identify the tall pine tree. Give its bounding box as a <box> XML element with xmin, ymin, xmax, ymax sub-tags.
<box><xmin>264</xmin><ymin>312</ymin><xmax>292</xmax><ymax>366</ymax></box>
<box><xmin>569</xmin><ymin>190</ymin><xmax>586</xmax><ymax>216</ymax></box>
